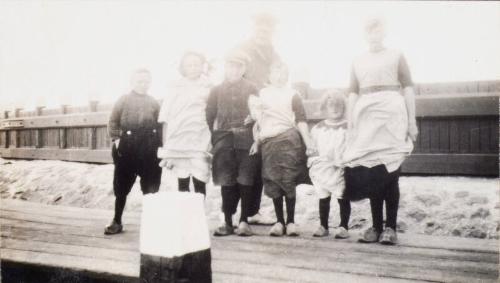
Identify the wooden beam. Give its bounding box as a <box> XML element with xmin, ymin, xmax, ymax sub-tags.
<box><xmin>402</xmin><ymin>153</ymin><xmax>498</xmax><ymax>176</ymax></box>
<box><xmin>304</xmin><ymin>93</ymin><xmax>499</xmax><ymax>120</ymax></box>
<box><xmin>0</xmin><ymin>112</ymin><xmax>109</xmax><ymax>130</ymax></box>
<box><xmin>0</xmin><ymin>148</ymin><xmax>112</xmax><ymax>163</ymax></box>
<box><xmin>416</xmin><ymin>93</ymin><xmax>499</xmax><ymax>117</ymax></box>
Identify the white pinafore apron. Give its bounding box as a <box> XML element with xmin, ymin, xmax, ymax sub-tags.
<box><xmin>343</xmin><ymin>90</ymin><xmax>413</xmax><ymax>172</ymax></box>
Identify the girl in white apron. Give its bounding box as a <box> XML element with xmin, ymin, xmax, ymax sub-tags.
<box><xmin>343</xmin><ymin>17</ymin><xmax>418</xmax><ymax>245</ymax></box>
<box><xmin>158</xmin><ymin>51</ymin><xmax>212</xmax><ymax>196</ymax></box>
<box><xmin>309</xmin><ymin>90</ymin><xmax>351</xmax><ymax>238</ymax></box>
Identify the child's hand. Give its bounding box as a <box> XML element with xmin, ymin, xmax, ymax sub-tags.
<box><xmin>408</xmin><ymin>121</ymin><xmax>418</xmax><ymax>142</ymax></box>
<box><xmin>244</xmin><ymin>115</ymin><xmax>254</xmax><ymax>126</ymax></box>
<box><xmin>306</xmin><ymin>146</ymin><xmax>318</xmax><ymax>157</ymax></box>
<box><xmin>159</xmin><ymin>159</ymin><xmax>174</xmax><ymax>169</ymax></box>
<box><xmin>249</xmin><ymin>142</ymin><xmax>259</xmax><ymax>155</ymax></box>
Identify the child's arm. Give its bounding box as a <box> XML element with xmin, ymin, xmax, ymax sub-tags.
<box><xmin>249</xmin><ymin>122</ymin><xmax>261</xmax><ymax>155</ymax></box>
<box><xmin>292</xmin><ymin>94</ymin><xmax>316</xmax><ymax>155</ymax></box>
<box><xmin>346</xmin><ymin>67</ymin><xmax>359</xmax><ymax>130</ymax></box>
<box><xmin>403</xmin><ymin>86</ymin><xmax>418</xmax><ymax>141</ymax></box>
<box><xmin>158</xmin><ymin>96</ymin><xmax>170</xmax><ymax>144</ymax></box>
<box><xmin>205</xmin><ymin>87</ymin><xmax>218</xmax><ymax>132</ymax></box>
<box><xmin>306</xmin><ymin>126</ymin><xmax>320</xmax><ymax>167</ymax></box>
<box><xmin>108</xmin><ymin>96</ymin><xmax>125</xmax><ymax>146</ymax></box>
<box><xmin>297</xmin><ymin>121</ymin><xmax>315</xmax><ymax>155</ymax></box>
<box><xmin>399</xmin><ymin>54</ymin><xmax>418</xmax><ymax>142</ymax></box>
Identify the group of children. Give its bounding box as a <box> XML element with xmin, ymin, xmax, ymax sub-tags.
<box><xmin>105</xmin><ymin>16</ymin><xmax>416</xmax><ymax>246</ymax></box>
<box><xmin>105</xmin><ymin>48</ymin><xmax>354</xmax><ymax>240</ymax></box>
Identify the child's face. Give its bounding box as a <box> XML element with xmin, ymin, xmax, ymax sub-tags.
<box><xmin>182</xmin><ymin>55</ymin><xmax>204</xmax><ymax>80</ymax></box>
<box><xmin>269</xmin><ymin>66</ymin><xmax>288</xmax><ymax>87</ymax></box>
<box><xmin>365</xmin><ymin>25</ymin><xmax>385</xmax><ymax>51</ymax></box>
<box><xmin>252</xmin><ymin>26</ymin><xmax>274</xmax><ymax>46</ymax></box>
<box><xmin>224</xmin><ymin>61</ymin><xmax>246</xmax><ymax>83</ymax></box>
<box><xmin>131</xmin><ymin>72</ymin><xmax>151</xmax><ymax>95</ymax></box>
<box><xmin>325</xmin><ymin>99</ymin><xmax>345</xmax><ymax>120</ymax></box>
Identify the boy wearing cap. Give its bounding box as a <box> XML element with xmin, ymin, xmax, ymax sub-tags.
<box><xmin>206</xmin><ymin>49</ymin><xmax>259</xmax><ymax>236</ymax></box>
<box><xmin>105</xmin><ymin>68</ymin><xmax>162</xmax><ymax>235</ymax></box>
<box><xmin>238</xmin><ymin>12</ymin><xmax>281</xmax><ymax>225</ymax></box>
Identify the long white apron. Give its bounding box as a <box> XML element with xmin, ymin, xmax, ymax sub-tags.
<box><xmin>342</xmin><ymin>91</ymin><xmax>413</xmax><ymax>172</ymax></box>
<box><xmin>157</xmin><ymin>78</ymin><xmax>212</xmax><ymax>182</ymax></box>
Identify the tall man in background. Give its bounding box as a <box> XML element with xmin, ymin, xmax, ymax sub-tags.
<box><xmin>238</xmin><ymin>13</ymin><xmax>281</xmax><ymax>224</ymax></box>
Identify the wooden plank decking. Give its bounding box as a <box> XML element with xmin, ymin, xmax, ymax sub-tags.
<box><xmin>1</xmin><ymin>199</ymin><xmax>498</xmax><ymax>283</ymax></box>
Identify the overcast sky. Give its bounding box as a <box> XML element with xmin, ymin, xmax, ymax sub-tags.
<box><xmin>1</xmin><ymin>1</ymin><xmax>499</xmax><ymax>109</ymax></box>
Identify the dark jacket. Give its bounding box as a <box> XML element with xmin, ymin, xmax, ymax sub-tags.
<box><xmin>108</xmin><ymin>91</ymin><xmax>161</xmax><ymax>141</ymax></box>
<box><xmin>206</xmin><ymin>78</ymin><xmax>258</xmax><ymax>149</ymax></box>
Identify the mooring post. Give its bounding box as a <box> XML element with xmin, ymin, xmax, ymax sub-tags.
<box><xmin>140</xmin><ymin>192</ymin><xmax>212</xmax><ymax>283</ymax></box>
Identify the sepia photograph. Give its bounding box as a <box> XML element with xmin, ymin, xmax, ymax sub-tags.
<box><xmin>0</xmin><ymin>1</ymin><xmax>499</xmax><ymax>282</ymax></box>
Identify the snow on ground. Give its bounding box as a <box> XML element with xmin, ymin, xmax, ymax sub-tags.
<box><xmin>1</xmin><ymin>158</ymin><xmax>498</xmax><ymax>239</ymax></box>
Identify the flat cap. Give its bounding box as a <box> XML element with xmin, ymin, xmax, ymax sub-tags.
<box><xmin>225</xmin><ymin>48</ymin><xmax>251</xmax><ymax>65</ymax></box>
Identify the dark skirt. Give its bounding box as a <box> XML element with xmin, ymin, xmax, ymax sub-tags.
<box><xmin>343</xmin><ymin>165</ymin><xmax>401</xmax><ymax>201</ymax></box>
<box><xmin>261</xmin><ymin>128</ymin><xmax>307</xmax><ymax>199</ymax></box>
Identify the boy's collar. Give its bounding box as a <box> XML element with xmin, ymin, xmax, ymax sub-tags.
<box><xmin>224</xmin><ymin>77</ymin><xmax>244</xmax><ymax>85</ymax></box>
<box><xmin>323</xmin><ymin>119</ymin><xmax>347</xmax><ymax>127</ymax></box>
<box><xmin>131</xmin><ymin>90</ymin><xmax>148</xmax><ymax>96</ymax></box>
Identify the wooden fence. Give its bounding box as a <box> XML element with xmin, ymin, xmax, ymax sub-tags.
<box><xmin>1</xmin><ymin>81</ymin><xmax>498</xmax><ymax>176</ymax></box>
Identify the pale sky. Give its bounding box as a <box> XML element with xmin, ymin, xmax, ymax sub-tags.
<box><xmin>1</xmin><ymin>1</ymin><xmax>499</xmax><ymax>110</ymax></box>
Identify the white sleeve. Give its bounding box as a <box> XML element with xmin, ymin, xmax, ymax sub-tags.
<box><xmin>158</xmin><ymin>84</ymin><xmax>176</xmax><ymax>123</ymax></box>
<box><xmin>307</xmin><ymin>126</ymin><xmax>319</xmax><ymax>168</ymax></box>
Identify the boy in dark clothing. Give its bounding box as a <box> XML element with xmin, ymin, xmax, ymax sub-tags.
<box><xmin>206</xmin><ymin>49</ymin><xmax>258</xmax><ymax>237</ymax></box>
<box><xmin>105</xmin><ymin>69</ymin><xmax>162</xmax><ymax>235</ymax></box>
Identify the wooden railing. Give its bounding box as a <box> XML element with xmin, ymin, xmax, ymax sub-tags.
<box><xmin>0</xmin><ymin>102</ymin><xmax>113</xmax><ymax>163</ymax></box>
<box><xmin>1</xmin><ymin>81</ymin><xmax>499</xmax><ymax>176</ymax></box>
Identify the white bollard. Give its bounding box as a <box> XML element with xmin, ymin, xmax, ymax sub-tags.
<box><xmin>140</xmin><ymin>192</ymin><xmax>211</xmax><ymax>283</ymax></box>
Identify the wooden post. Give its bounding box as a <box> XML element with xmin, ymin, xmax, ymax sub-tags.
<box><xmin>14</xmin><ymin>108</ymin><xmax>22</xmax><ymax>118</ymax></box>
<box><xmin>89</xmin><ymin>101</ymin><xmax>98</xmax><ymax>150</ymax></box>
<box><xmin>59</xmin><ymin>105</ymin><xmax>68</xmax><ymax>149</ymax></box>
<box><xmin>35</xmin><ymin>106</ymin><xmax>44</xmax><ymax>116</ymax></box>
<box><xmin>35</xmin><ymin>106</ymin><xmax>45</xmax><ymax>148</ymax></box>
<box><xmin>1</xmin><ymin>110</ymin><xmax>7</xmax><ymax>148</ymax></box>
<box><xmin>61</xmin><ymin>105</ymin><xmax>69</xmax><ymax>115</ymax></box>
<box><xmin>9</xmin><ymin>108</ymin><xmax>22</xmax><ymax>148</ymax></box>
<box><xmin>3</xmin><ymin>131</ymin><xmax>9</xmax><ymax>148</ymax></box>
<box><xmin>89</xmin><ymin>128</ymin><xmax>97</xmax><ymax>150</ymax></box>
<box><xmin>140</xmin><ymin>193</ymin><xmax>212</xmax><ymax>282</ymax></box>
<box><xmin>89</xmin><ymin>100</ymin><xmax>98</xmax><ymax>112</ymax></box>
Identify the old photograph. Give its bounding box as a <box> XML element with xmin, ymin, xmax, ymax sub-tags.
<box><xmin>0</xmin><ymin>1</ymin><xmax>499</xmax><ymax>282</ymax></box>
